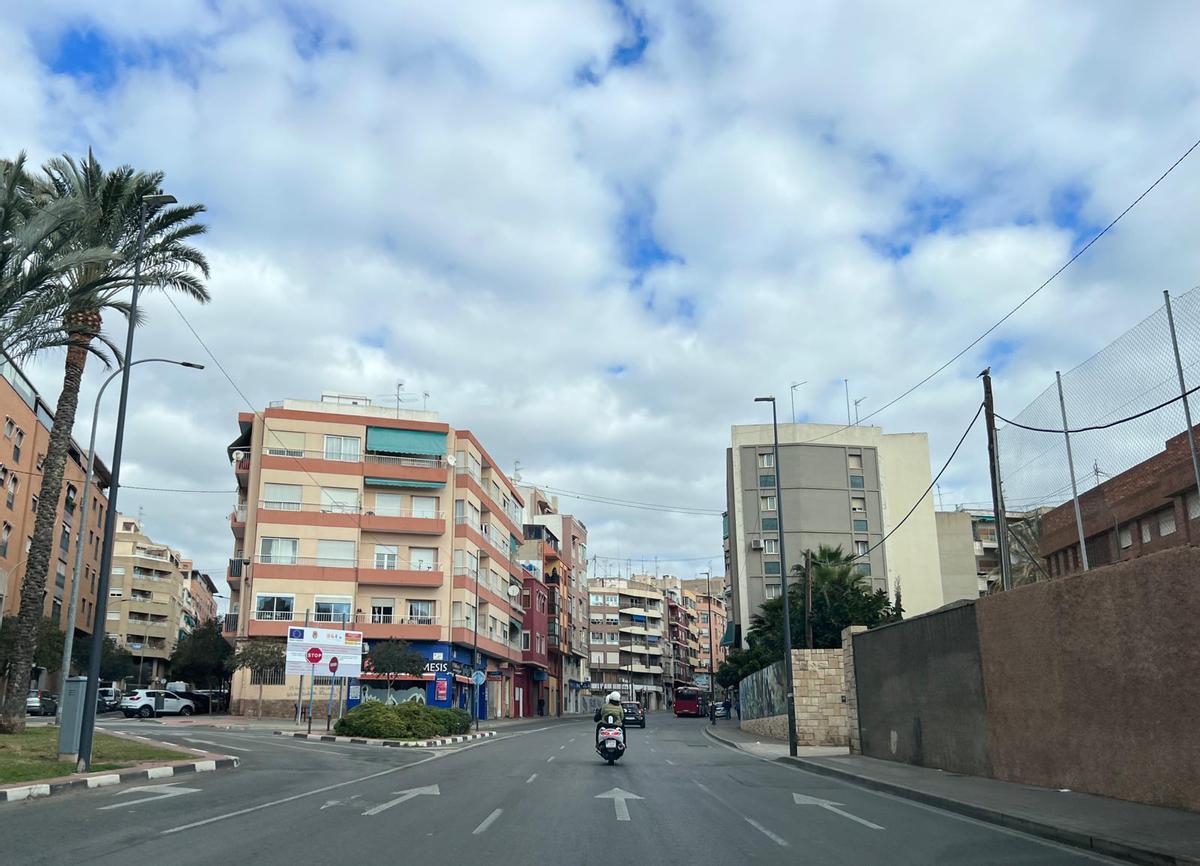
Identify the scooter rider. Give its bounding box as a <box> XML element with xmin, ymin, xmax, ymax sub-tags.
<box><xmin>594</xmin><ymin>691</ymin><xmax>625</xmax><ymax>726</ymax></box>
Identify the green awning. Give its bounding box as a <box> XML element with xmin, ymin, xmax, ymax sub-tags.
<box><xmin>719</xmin><ymin>621</ymin><xmax>738</xmax><ymax>647</ymax></box>
<box><xmin>364</xmin><ymin>477</ymin><xmax>445</xmax><ymax>489</ymax></box>
<box><xmin>366</xmin><ymin>427</ymin><xmax>447</xmax><ymax>456</ymax></box>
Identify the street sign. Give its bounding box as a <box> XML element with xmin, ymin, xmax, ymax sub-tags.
<box><xmin>328</xmin><ymin>657</ymin><xmax>339</xmax><ymax>674</ymax></box>
<box><xmin>306</xmin><ymin>647</ymin><xmax>323</xmax><ymax>664</ymax></box>
<box><xmin>286</xmin><ymin>627</ymin><xmax>363</xmax><ymax>676</ymax></box>
<box><xmin>472</xmin><ymin>670</ymin><xmax>486</xmax><ymax>686</ymax></box>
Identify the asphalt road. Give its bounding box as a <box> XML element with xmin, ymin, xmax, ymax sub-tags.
<box><xmin>0</xmin><ymin>714</ymin><xmax>1124</xmax><ymax>865</ymax></box>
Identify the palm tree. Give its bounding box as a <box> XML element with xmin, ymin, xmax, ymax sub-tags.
<box><xmin>986</xmin><ymin>512</ymin><xmax>1047</xmax><ymax>590</ymax></box>
<box><xmin>0</xmin><ymin>151</ymin><xmax>209</xmax><ymax>733</ymax></box>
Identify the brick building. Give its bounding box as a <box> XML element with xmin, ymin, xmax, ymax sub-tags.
<box><xmin>1040</xmin><ymin>425</ymin><xmax>1200</xmax><ymax>574</ymax></box>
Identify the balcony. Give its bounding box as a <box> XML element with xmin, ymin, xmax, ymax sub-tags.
<box><xmin>230</xmin><ymin>504</ymin><xmax>246</xmax><ymax>538</ymax></box>
<box><xmin>353</xmin><ymin>613</ymin><xmax>442</xmax><ymax>641</ymax></box>
<box><xmin>361</xmin><ymin>508</ymin><xmax>445</xmax><ymax>535</ymax></box>
<box><xmin>222</xmin><ymin>612</ymin><xmax>238</xmax><ymax>635</ymax></box>
<box><xmin>246</xmin><ymin>610</ymin><xmax>298</xmax><ymax>637</ymax></box>
<box><xmin>234</xmin><ymin>455</ymin><xmax>250</xmax><ymax>488</ymax></box>
<box><xmin>250</xmin><ymin>554</ymin><xmax>443</xmax><ymax>587</ymax></box>
<box><xmin>358</xmin><ymin>560</ymin><xmax>445</xmax><ymax>587</ymax></box>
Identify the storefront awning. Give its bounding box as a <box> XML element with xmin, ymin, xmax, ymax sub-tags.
<box><xmin>719</xmin><ymin>621</ymin><xmax>739</xmax><ymax>647</ymax></box>
<box><xmin>366</xmin><ymin>427</ymin><xmax>447</xmax><ymax>456</ymax></box>
<box><xmin>364</xmin><ymin>477</ymin><xmax>445</xmax><ymax>489</ymax></box>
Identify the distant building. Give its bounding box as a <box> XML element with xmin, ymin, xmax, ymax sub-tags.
<box><xmin>679</xmin><ymin>577</ymin><xmax>727</xmax><ymax>683</ymax></box>
<box><xmin>935</xmin><ymin>508</ymin><xmax>1046</xmax><ymax>596</ymax></box>
<box><xmin>586</xmin><ymin>576</ymin><xmax>666</xmax><ymax>710</ymax></box>
<box><xmin>1040</xmin><ymin>426</ymin><xmax>1200</xmax><ymax>574</ymax></box>
<box><xmin>725</xmin><ymin>423</ymin><xmax>951</xmax><ymax>647</ymax></box>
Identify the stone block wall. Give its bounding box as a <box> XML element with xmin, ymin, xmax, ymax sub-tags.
<box><xmin>738</xmin><ymin>648</ymin><xmax>847</xmax><ymax>747</ymax></box>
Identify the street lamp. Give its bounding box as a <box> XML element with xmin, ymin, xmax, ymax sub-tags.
<box><xmin>77</xmin><ymin>193</ymin><xmax>177</xmax><ymax>772</ymax></box>
<box><xmin>754</xmin><ymin>396</ymin><xmax>798</xmax><ymax>757</ymax></box>
<box><xmin>58</xmin><ymin>358</ymin><xmax>203</xmax><ymax>723</ymax></box>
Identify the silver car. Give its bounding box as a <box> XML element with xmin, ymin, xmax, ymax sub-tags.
<box><xmin>26</xmin><ymin>690</ymin><xmax>58</xmax><ymax>716</ymax></box>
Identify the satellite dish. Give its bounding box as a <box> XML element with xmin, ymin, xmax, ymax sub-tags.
<box><xmin>446</xmin><ymin>454</ymin><xmax>457</xmax><ymax>466</ymax></box>
<box><xmin>507</xmin><ymin>584</ymin><xmax>520</xmax><ymax>597</ymax></box>
<box><xmin>232</xmin><ymin>450</ymin><xmax>245</xmax><ymax>461</ymax></box>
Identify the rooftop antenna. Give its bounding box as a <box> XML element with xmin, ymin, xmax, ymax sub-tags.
<box><xmin>513</xmin><ymin>460</ymin><xmax>523</xmax><ymax>483</ymax></box>
<box><xmin>422</xmin><ymin>390</ymin><xmax>430</xmax><ymax>411</ymax></box>
<box><xmin>853</xmin><ymin>396</ymin><xmax>868</xmax><ymax>425</ymax></box>
<box><xmin>936</xmin><ymin>483</ymin><xmax>944</xmax><ymax>511</ymax></box>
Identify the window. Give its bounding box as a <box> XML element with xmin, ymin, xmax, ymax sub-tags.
<box><xmin>1118</xmin><ymin>525</ymin><xmax>1133</xmax><ymax>549</ymax></box>
<box><xmin>759</xmin><ymin>474</ymin><xmax>776</xmax><ymax>488</ymax></box>
<box><xmin>1141</xmin><ymin>521</ymin><xmax>1152</xmax><ymax>544</ymax></box>
<box><xmin>762</xmin><ymin>538</ymin><xmax>779</xmax><ymax>554</ymax></box>
<box><xmin>764</xmin><ymin>584</ymin><xmax>782</xmax><ymax>599</ymax></box>
<box><xmin>259</xmin><ymin>537</ymin><xmax>298</xmax><ymax>564</ymax></box>
<box><xmin>59</xmin><ymin>523</ymin><xmax>70</xmax><ymax>553</ymax></box>
<box><xmin>262</xmin><ymin>483</ymin><xmax>302</xmax><ymax>510</ymax></box>
<box><xmin>761</xmin><ymin>517</ymin><xmax>779</xmax><ymax>531</ymax></box>
<box><xmin>319</xmin><ymin>487</ymin><xmax>358</xmax><ymax>514</ymax></box>
<box><xmin>314</xmin><ymin>596</ymin><xmax>352</xmax><ymax>623</ymax></box>
<box><xmin>411</xmin><ymin>495</ymin><xmax>438</xmax><ymax>518</ymax></box>
<box><xmin>409</xmin><ymin>547</ymin><xmax>437</xmax><ymax>571</ymax></box>
<box><xmin>605</xmin><ymin>652</ymin><xmax>620</xmax><ymax>664</ymax></box>
<box><xmin>591</xmin><ymin>630</ymin><xmax>605</xmax><ymax>642</ymax></box>
<box><xmin>109</xmin><ymin>587</ymin><xmax>123</xmax><ymax>598</ymax></box>
<box><xmin>537</xmin><ymin>635</ymin><xmax>545</xmax><ymax>654</ymax></box>
<box><xmin>55</xmin><ymin>559</ymin><xmax>66</xmax><ymax>589</ymax></box>
<box><xmin>758</xmin><ymin>452</ymin><xmax>774</xmax><ymax>468</ymax></box>
<box><xmin>700</xmin><ymin>612</ymin><xmax>709</xmax><ymax>624</ymax></box>
<box><xmin>13</xmin><ymin>428</ymin><xmax>23</xmax><ymax>461</ymax></box>
<box><xmin>854</xmin><ymin>540</ymin><xmax>869</xmax><ymax>556</ymax></box>
<box><xmin>854</xmin><ymin>563</ymin><xmax>872</xmax><ymax>576</ymax></box>
<box><xmin>763</xmin><ymin>561</ymin><xmax>781</xmax><ymax>575</ymax></box>
<box><xmin>0</xmin><ymin>522</ymin><xmax>9</xmax><ymax>557</ymax></box>
<box><xmin>316</xmin><ymin>539</ymin><xmax>356</xmax><ymax>567</ymax></box>
<box><xmin>605</xmin><ymin>594</ymin><xmax>619</xmax><ymax>606</ymax></box>
<box><xmin>605</xmin><ymin>633</ymin><xmax>619</xmax><ymax>644</ymax></box>
<box><xmin>374</xmin><ymin>493</ymin><xmax>403</xmax><ymax>517</ymax></box>
<box><xmin>849</xmin><ymin>474</ymin><xmax>865</xmax><ymax>489</ymax></box>
<box><xmin>1188</xmin><ymin>491</ymin><xmax>1200</xmax><ymax>521</ymax></box>
<box><xmin>848</xmin><ymin>453</ymin><xmax>863</xmax><ymax>470</ymax></box>
<box><xmin>374</xmin><ymin>544</ymin><xmax>398</xmax><ymax>570</ymax></box>
<box><xmin>1159</xmin><ymin>509</ymin><xmax>1177</xmax><ymax>536</ymax></box>
<box><xmin>605</xmin><ymin>613</ymin><xmax>620</xmax><ymax>625</ymax></box>
<box><xmin>2</xmin><ymin>419</ymin><xmax>10</xmax><ymax>438</ymax></box>
<box><xmin>408</xmin><ymin>600</ymin><xmax>434</xmax><ymax>623</ymax></box>
<box><xmin>589</xmin><ymin>593</ymin><xmax>605</xmax><ymax>606</ymax></box>
<box><xmin>760</xmin><ymin>495</ymin><xmax>776</xmax><ymax>512</ymax></box>
<box><xmin>264</xmin><ymin>429</ymin><xmax>305</xmax><ymax>457</ymax></box>
<box><xmin>250</xmin><ymin>667</ymin><xmax>286</xmax><ymax>686</ymax></box>
<box><xmin>65</xmin><ymin>484</ymin><xmax>77</xmax><ymax>514</ymax></box>
<box><xmin>6</xmin><ymin>475</ymin><xmax>16</xmax><ymax>509</ymax></box>
<box><xmin>323</xmin><ymin>435</ymin><xmax>360</xmax><ymax>462</ymax></box>
<box><xmin>255</xmin><ymin>594</ymin><xmax>294</xmax><ymax>620</ymax></box>
<box><xmin>537</xmin><ymin>593</ymin><xmax>547</xmax><ymax>613</ymax></box>
<box><xmin>853</xmin><ymin>519</ymin><xmax>868</xmax><ymax>532</ymax></box>
<box><xmin>369</xmin><ymin>594</ymin><xmax>393</xmax><ymax>618</ymax></box>
<box><xmin>851</xmin><ymin>496</ymin><xmax>866</xmax><ymax>513</ymax></box>
<box><xmin>522</xmin><ymin>631</ymin><xmax>531</xmax><ymax>650</ymax></box>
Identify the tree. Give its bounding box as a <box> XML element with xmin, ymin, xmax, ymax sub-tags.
<box><xmin>364</xmin><ymin>640</ymin><xmax>426</xmax><ymax>698</ymax></box>
<box><xmin>0</xmin><ymin>151</ymin><xmax>210</xmax><ymax>733</ymax></box>
<box><xmin>987</xmin><ymin>512</ymin><xmax>1046</xmax><ymax>589</ymax></box>
<box><xmin>0</xmin><ymin>617</ymin><xmax>67</xmax><ymax>683</ymax></box>
<box><xmin>229</xmin><ymin>640</ymin><xmax>285</xmax><ymax>718</ymax></box>
<box><xmin>169</xmin><ymin>620</ymin><xmax>232</xmax><ymax>689</ymax></box>
<box><xmin>71</xmin><ymin>635</ymin><xmax>136</xmax><ymax>683</ymax></box>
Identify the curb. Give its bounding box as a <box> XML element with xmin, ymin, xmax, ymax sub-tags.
<box><xmin>0</xmin><ymin>757</ymin><xmax>240</xmax><ymax>804</ymax></box>
<box><xmin>775</xmin><ymin>757</ymin><xmax>1188</xmax><ymax>866</ymax></box>
<box><xmin>275</xmin><ymin>730</ymin><xmax>496</xmax><ymax>748</ymax></box>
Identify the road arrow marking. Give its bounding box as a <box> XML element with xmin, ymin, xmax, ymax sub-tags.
<box><xmin>320</xmin><ymin>795</ymin><xmax>362</xmax><ymax>810</ymax></box>
<box><xmin>361</xmin><ymin>784</ymin><xmax>440</xmax><ymax>816</ymax></box>
<box><xmin>793</xmin><ymin>793</ymin><xmax>885</xmax><ymax>830</ymax></box>
<box><xmin>596</xmin><ymin>787</ymin><xmax>643</xmax><ymax>822</ymax></box>
<box><xmin>98</xmin><ymin>784</ymin><xmax>200</xmax><ymax>810</ymax></box>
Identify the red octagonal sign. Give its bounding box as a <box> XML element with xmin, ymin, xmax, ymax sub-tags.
<box><xmin>329</xmin><ymin>657</ymin><xmax>339</xmax><ymax>674</ymax></box>
<box><xmin>306</xmin><ymin>647</ymin><xmax>323</xmax><ymax>664</ymax></box>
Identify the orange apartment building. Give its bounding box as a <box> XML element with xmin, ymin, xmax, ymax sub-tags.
<box><xmin>222</xmin><ymin>392</ymin><xmax>527</xmax><ymax>718</ymax></box>
<box><xmin>0</xmin><ymin>355</ymin><xmax>111</xmax><ymax>690</ymax></box>
<box><xmin>681</xmin><ymin>578</ymin><xmax>727</xmax><ymax>688</ymax></box>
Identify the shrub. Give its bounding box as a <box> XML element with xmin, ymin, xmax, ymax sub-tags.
<box><xmin>334</xmin><ymin>701</ymin><xmax>470</xmax><ymax>739</ymax></box>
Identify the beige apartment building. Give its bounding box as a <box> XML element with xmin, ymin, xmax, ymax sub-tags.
<box><xmin>680</xmin><ymin>577</ymin><xmax>727</xmax><ymax>686</ymax></box>
<box><xmin>586</xmin><ymin>576</ymin><xmax>667</xmax><ymax>709</ymax></box>
<box><xmin>0</xmin><ymin>355</ymin><xmax>111</xmax><ymax>691</ymax></box>
<box><xmin>223</xmin><ymin>393</ymin><xmax>527</xmax><ymax>718</ymax></box>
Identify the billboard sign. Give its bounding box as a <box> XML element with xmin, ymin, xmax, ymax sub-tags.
<box><xmin>286</xmin><ymin>626</ymin><xmax>363</xmax><ymax>677</ymax></box>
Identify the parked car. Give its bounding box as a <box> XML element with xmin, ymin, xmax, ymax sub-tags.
<box><xmin>192</xmin><ymin>690</ymin><xmax>229</xmax><ymax>713</ymax></box>
<box><xmin>175</xmin><ymin>691</ymin><xmax>211</xmax><ymax>714</ymax></box>
<box><xmin>26</xmin><ymin>690</ymin><xmax>57</xmax><ymax>716</ymax></box>
<box><xmin>97</xmin><ymin>687</ymin><xmax>122</xmax><ymax>712</ymax></box>
<box><xmin>713</xmin><ymin>701</ymin><xmax>730</xmax><ymax>719</ymax></box>
<box><xmin>621</xmin><ymin>701</ymin><xmax>646</xmax><ymax>728</ymax></box>
<box><xmin>120</xmin><ymin>689</ymin><xmax>195</xmax><ymax>718</ymax></box>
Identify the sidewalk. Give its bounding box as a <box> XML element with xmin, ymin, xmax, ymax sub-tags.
<box><xmin>706</xmin><ymin>724</ymin><xmax>1200</xmax><ymax>865</ymax></box>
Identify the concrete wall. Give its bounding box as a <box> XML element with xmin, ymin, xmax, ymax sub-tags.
<box><xmin>853</xmin><ymin>601</ymin><xmax>991</xmax><ymax>776</ymax></box>
<box><xmin>841</xmin><ymin>625</ymin><xmax>868</xmax><ymax>754</ymax></box>
<box><xmin>935</xmin><ymin>511</ymin><xmax>980</xmax><ymax>603</ymax></box>
<box><xmin>738</xmin><ymin>649</ymin><xmax>848</xmax><ymax>747</ymax></box>
<box><xmin>977</xmin><ymin>546</ymin><xmax>1200</xmax><ymax>812</ymax></box>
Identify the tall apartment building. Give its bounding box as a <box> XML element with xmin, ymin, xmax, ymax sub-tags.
<box><xmin>518</xmin><ymin>485</ymin><xmax>589</xmax><ymax>715</ymax></box>
<box><xmin>661</xmin><ymin>589</ymin><xmax>695</xmax><ymax>703</ymax></box>
<box><xmin>725</xmin><ymin>423</ymin><xmax>950</xmax><ymax>646</ymax></box>
<box><xmin>935</xmin><ymin>508</ymin><xmax>1045</xmax><ymax>597</ymax></box>
<box><xmin>109</xmin><ymin>514</ymin><xmax>207</xmax><ymax>683</ymax></box>
<box><xmin>586</xmin><ymin>576</ymin><xmax>666</xmax><ymax>709</ymax></box>
<box><xmin>680</xmin><ymin>577</ymin><xmax>727</xmax><ymax>686</ymax></box>
<box><xmin>223</xmin><ymin>393</ymin><xmax>527</xmax><ymax>719</ymax></box>
<box><xmin>0</xmin><ymin>355</ymin><xmax>111</xmax><ymax>690</ymax></box>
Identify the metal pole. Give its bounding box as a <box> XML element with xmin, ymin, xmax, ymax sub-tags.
<box><xmin>757</xmin><ymin>396</ymin><xmax>798</xmax><ymax>757</ymax></box>
<box><xmin>472</xmin><ymin>562</ymin><xmax>481</xmax><ymax>731</ymax></box>
<box><xmin>306</xmin><ymin>661</ymin><xmax>316</xmax><ymax>735</ymax></box>
<box><xmin>843</xmin><ymin>379</ymin><xmax>851</xmax><ymax>426</ymax></box>
<box><xmin>296</xmin><ymin>609</ymin><xmax>309</xmax><ymax>726</ymax></box>
<box><xmin>1056</xmin><ymin>371</ymin><xmax>1089</xmax><ymax>572</ymax></box>
<box><xmin>1164</xmin><ymin>290</ymin><xmax>1200</xmax><ymax>502</ymax></box>
<box><xmin>77</xmin><ymin>201</ymin><xmax>148</xmax><ymax>772</ymax></box>
<box><xmin>980</xmin><ymin>370</ymin><xmax>1014</xmax><ymax>591</ymax></box>
<box><xmin>702</xmin><ymin>570</ymin><xmax>714</xmax><ymax>712</ymax></box>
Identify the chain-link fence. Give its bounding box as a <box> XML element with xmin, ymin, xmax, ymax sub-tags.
<box><xmin>997</xmin><ymin>286</ymin><xmax>1200</xmax><ymax>514</ymax></box>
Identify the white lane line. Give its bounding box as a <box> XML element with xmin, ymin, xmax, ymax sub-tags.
<box><xmin>745</xmin><ymin>817</ymin><xmax>789</xmax><ymax>847</ymax></box>
<box><xmin>568</xmin><ymin>737</ymin><xmax>575</xmax><ymax>743</ymax></box>
<box><xmin>525</xmin><ymin>774</ymin><xmax>537</xmax><ymax>784</ymax></box>
<box><xmin>218</xmin><ymin>735</ymin><xmax>358</xmax><ymax>755</ymax></box>
<box><xmin>472</xmin><ymin>808</ymin><xmax>503</xmax><ymax>835</ymax></box>
<box><xmin>559</xmin><ymin>745</ymin><xmax>565</xmax><ymax>750</ymax></box>
<box><xmin>665</xmin><ymin>759</ymin><xmax>675</xmax><ymax>766</ymax></box>
<box><xmin>188</xmin><ymin>738</ymin><xmax>248</xmax><ymax>753</ymax></box>
<box><xmin>547</xmin><ymin>755</ymin><xmax>555</xmax><ymax>762</ymax></box>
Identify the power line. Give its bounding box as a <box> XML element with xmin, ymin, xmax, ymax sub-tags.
<box><xmin>796</xmin><ymin>135</ymin><xmax>1200</xmax><ymax>446</ymax></box>
<box><xmin>997</xmin><ymin>381</ymin><xmax>1200</xmax><ymax>433</ymax></box>
<box><xmin>123</xmin><ymin>485</ymin><xmax>233</xmax><ymax>493</ymax></box>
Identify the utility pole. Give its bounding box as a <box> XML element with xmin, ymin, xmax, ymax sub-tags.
<box><xmin>804</xmin><ymin>549</ymin><xmax>813</xmax><ymax>650</ymax></box>
<box><xmin>979</xmin><ymin>369</ymin><xmax>1013</xmax><ymax>591</ymax></box>
<box><xmin>1056</xmin><ymin>371</ymin><xmax>1089</xmax><ymax>572</ymax></box>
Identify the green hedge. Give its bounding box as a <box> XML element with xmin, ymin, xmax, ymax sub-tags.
<box><xmin>333</xmin><ymin>701</ymin><xmax>472</xmax><ymax>739</ymax></box>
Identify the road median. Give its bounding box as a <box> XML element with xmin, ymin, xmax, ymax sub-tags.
<box><xmin>276</xmin><ymin>730</ymin><xmax>495</xmax><ymax>748</ymax></box>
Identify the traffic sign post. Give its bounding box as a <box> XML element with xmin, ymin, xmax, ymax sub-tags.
<box><xmin>325</xmin><ymin>656</ymin><xmax>340</xmax><ymax>732</ymax></box>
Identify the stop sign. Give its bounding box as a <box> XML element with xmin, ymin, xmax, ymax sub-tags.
<box><xmin>329</xmin><ymin>657</ymin><xmax>339</xmax><ymax>674</ymax></box>
<box><xmin>306</xmin><ymin>646</ymin><xmax>323</xmax><ymax>664</ymax></box>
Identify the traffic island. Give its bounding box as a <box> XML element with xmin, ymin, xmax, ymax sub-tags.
<box><xmin>0</xmin><ymin>728</ymin><xmax>238</xmax><ymax>803</ymax></box>
<box><xmin>276</xmin><ymin>730</ymin><xmax>496</xmax><ymax>748</ymax></box>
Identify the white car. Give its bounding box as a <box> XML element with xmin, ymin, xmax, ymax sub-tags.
<box><xmin>120</xmin><ymin>689</ymin><xmax>195</xmax><ymax>718</ymax></box>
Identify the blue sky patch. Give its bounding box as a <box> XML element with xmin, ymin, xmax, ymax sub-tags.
<box><xmin>358</xmin><ymin>326</ymin><xmax>390</xmax><ymax>349</ymax></box>
<box><xmin>606</xmin><ymin>363</ymin><xmax>628</xmax><ymax>376</ymax></box>
<box><xmin>48</xmin><ymin>27</ymin><xmax>119</xmax><ymax>90</ymax></box>
<box><xmin>1049</xmin><ymin>183</ymin><xmax>1103</xmax><ymax>251</ymax></box>
<box><xmin>610</xmin><ymin>0</ymin><xmax>649</xmax><ymax>67</ymax></box>
<box><xmin>985</xmin><ymin>337</ymin><xmax>1019</xmax><ymax>373</ymax></box>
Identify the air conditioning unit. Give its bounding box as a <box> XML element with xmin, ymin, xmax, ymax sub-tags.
<box><xmin>750</xmin><ymin>539</ymin><xmax>763</xmax><ymax>550</ymax></box>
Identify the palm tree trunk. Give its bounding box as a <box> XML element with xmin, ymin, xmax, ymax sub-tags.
<box><xmin>0</xmin><ymin>339</ymin><xmax>89</xmax><ymax>733</ymax></box>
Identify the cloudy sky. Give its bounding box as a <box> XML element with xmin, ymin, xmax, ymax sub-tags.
<box><xmin>2</xmin><ymin>1</ymin><xmax>1199</xmax><ymax>592</ymax></box>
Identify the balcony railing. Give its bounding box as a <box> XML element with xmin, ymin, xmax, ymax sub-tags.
<box><xmin>254</xmin><ymin>554</ymin><xmax>442</xmax><ymax>572</ymax></box>
<box><xmin>232</xmin><ymin>504</ymin><xmax>247</xmax><ymax>522</ymax></box>
<box><xmin>253</xmin><ymin>610</ymin><xmax>297</xmax><ymax>621</ymax></box>
<box><xmin>223</xmin><ymin>612</ymin><xmax>238</xmax><ymax>632</ymax></box>
<box><xmin>260</xmin><ymin>447</ymin><xmax>446</xmax><ymax>468</ymax></box>
<box><xmin>365</xmin><ymin>453</ymin><xmax>443</xmax><ymax>469</ymax></box>
<box><xmin>354</xmin><ymin>613</ymin><xmax>440</xmax><ymax>626</ymax></box>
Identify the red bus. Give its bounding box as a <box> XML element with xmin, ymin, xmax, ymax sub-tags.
<box><xmin>674</xmin><ymin>686</ymin><xmax>702</xmax><ymax>717</ymax></box>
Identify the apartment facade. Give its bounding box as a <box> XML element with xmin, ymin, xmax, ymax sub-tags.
<box><xmin>935</xmin><ymin>508</ymin><xmax>1045</xmax><ymax>597</ymax></box>
<box><xmin>586</xmin><ymin>576</ymin><xmax>666</xmax><ymax>710</ymax></box>
<box><xmin>680</xmin><ymin>578</ymin><xmax>727</xmax><ymax>686</ymax></box>
<box><xmin>109</xmin><ymin>515</ymin><xmax>198</xmax><ymax>683</ymax></box>
<box><xmin>180</xmin><ymin>562</ymin><xmax>219</xmax><ymax>630</ymax></box>
<box><xmin>0</xmin><ymin>355</ymin><xmax>111</xmax><ymax>688</ymax></box>
<box><xmin>725</xmin><ymin>423</ymin><xmax>948</xmax><ymax>646</ymax></box>
<box><xmin>223</xmin><ymin>393</ymin><xmax>527</xmax><ymax>719</ymax></box>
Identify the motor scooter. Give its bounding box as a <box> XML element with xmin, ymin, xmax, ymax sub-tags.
<box><xmin>595</xmin><ymin>711</ymin><xmax>626</xmax><ymax>765</ymax></box>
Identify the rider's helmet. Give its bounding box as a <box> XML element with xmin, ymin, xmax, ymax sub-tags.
<box><xmin>607</xmin><ymin>691</ymin><xmax>621</xmax><ymax>704</ymax></box>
